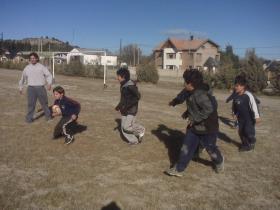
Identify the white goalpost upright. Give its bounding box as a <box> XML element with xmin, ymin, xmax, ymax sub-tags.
<box><xmin>52</xmin><ymin>50</ymin><xmax>107</xmax><ymax>87</ymax></box>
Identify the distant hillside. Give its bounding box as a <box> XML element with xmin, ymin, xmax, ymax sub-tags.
<box><xmin>0</xmin><ymin>37</ymin><xmax>78</xmax><ymax>57</ymax></box>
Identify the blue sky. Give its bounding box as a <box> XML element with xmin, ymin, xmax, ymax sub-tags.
<box><xmin>1</xmin><ymin>0</ymin><xmax>280</xmax><ymax>59</ymax></box>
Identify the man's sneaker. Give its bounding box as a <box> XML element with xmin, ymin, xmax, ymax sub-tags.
<box><xmin>65</xmin><ymin>135</ymin><xmax>74</xmax><ymax>145</ymax></box>
<box><xmin>165</xmin><ymin>167</ymin><xmax>183</xmax><ymax>177</ymax></box>
<box><xmin>215</xmin><ymin>156</ymin><xmax>224</xmax><ymax>174</ymax></box>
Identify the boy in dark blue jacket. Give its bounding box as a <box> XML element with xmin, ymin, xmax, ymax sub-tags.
<box><xmin>232</xmin><ymin>75</ymin><xmax>261</xmax><ymax>152</ymax></box>
<box><xmin>52</xmin><ymin>86</ymin><xmax>81</xmax><ymax>145</ymax></box>
<box><xmin>166</xmin><ymin>69</ymin><xmax>224</xmax><ymax>177</ymax></box>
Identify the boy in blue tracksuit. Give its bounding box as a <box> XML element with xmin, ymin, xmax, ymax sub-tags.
<box><xmin>232</xmin><ymin>75</ymin><xmax>261</xmax><ymax>152</ymax></box>
<box><xmin>166</xmin><ymin>69</ymin><xmax>224</xmax><ymax>177</ymax></box>
<box><xmin>52</xmin><ymin>86</ymin><xmax>81</xmax><ymax>145</ymax></box>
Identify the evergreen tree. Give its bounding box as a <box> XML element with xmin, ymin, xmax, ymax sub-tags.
<box><xmin>240</xmin><ymin>49</ymin><xmax>267</xmax><ymax>92</ymax></box>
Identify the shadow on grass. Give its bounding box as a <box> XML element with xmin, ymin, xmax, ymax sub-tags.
<box><xmin>151</xmin><ymin>124</ymin><xmax>214</xmax><ymax>168</ymax></box>
<box><xmin>33</xmin><ymin>106</ymin><xmax>52</xmax><ymax>121</ymax></box>
<box><xmin>218</xmin><ymin>131</ymin><xmax>241</xmax><ymax>148</ymax></box>
<box><xmin>151</xmin><ymin>124</ymin><xmax>183</xmax><ymax>167</ymax></box>
<box><xmin>101</xmin><ymin>201</ymin><xmax>122</xmax><ymax>210</ymax></box>
<box><xmin>219</xmin><ymin>116</ymin><xmax>236</xmax><ymax>128</ymax></box>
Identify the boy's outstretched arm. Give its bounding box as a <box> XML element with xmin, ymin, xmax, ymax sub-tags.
<box><xmin>169</xmin><ymin>89</ymin><xmax>190</xmax><ymax>106</ymax></box>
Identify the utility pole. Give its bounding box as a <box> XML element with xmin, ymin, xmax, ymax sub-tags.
<box><xmin>137</xmin><ymin>47</ymin><xmax>140</xmax><ymax>65</ymax></box>
<box><xmin>133</xmin><ymin>44</ymin><xmax>136</xmax><ymax>66</ymax></box>
<box><xmin>37</xmin><ymin>37</ymin><xmax>40</xmax><ymax>53</ymax></box>
<box><xmin>0</xmin><ymin>32</ymin><xmax>3</xmax><ymax>50</ymax></box>
<box><xmin>119</xmin><ymin>39</ymin><xmax>122</xmax><ymax>57</ymax></box>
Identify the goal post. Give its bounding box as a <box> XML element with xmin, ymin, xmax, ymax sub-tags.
<box><xmin>52</xmin><ymin>50</ymin><xmax>107</xmax><ymax>87</ymax></box>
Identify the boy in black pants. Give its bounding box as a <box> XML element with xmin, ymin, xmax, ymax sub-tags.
<box><xmin>52</xmin><ymin>86</ymin><xmax>81</xmax><ymax>145</ymax></box>
<box><xmin>166</xmin><ymin>69</ymin><xmax>224</xmax><ymax>177</ymax></box>
<box><xmin>232</xmin><ymin>75</ymin><xmax>261</xmax><ymax>152</ymax></box>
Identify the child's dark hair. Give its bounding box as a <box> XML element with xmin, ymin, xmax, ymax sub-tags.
<box><xmin>183</xmin><ymin>69</ymin><xmax>203</xmax><ymax>88</ymax></box>
<box><xmin>116</xmin><ymin>67</ymin><xmax>130</xmax><ymax>81</ymax></box>
<box><xmin>53</xmin><ymin>86</ymin><xmax>65</xmax><ymax>95</ymax></box>
<box><xmin>29</xmin><ymin>52</ymin><xmax>39</xmax><ymax>61</ymax></box>
<box><xmin>234</xmin><ymin>75</ymin><xmax>247</xmax><ymax>87</ymax></box>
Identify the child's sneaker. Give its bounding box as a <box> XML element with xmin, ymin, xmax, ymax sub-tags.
<box><xmin>138</xmin><ymin>132</ymin><xmax>145</xmax><ymax>143</ymax></box>
<box><xmin>128</xmin><ymin>141</ymin><xmax>139</xmax><ymax>146</ymax></box>
<box><xmin>165</xmin><ymin>167</ymin><xmax>183</xmax><ymax>177</ymax></box>
<box><xmin>239</xmin><ymin>144</ymin><xmax>254</xmax><ymax>152</ymax></box>
<box><xmin>215</xmin><ymin>156</ymin><xmax>224</xmax><ymax>173</ymax></box>
<box><xmin>65</xmin><ymin>135</ymin><xmax>74</xmax><ymax>145</ymax></box>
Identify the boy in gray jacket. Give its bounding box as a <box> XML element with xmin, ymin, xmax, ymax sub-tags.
<box><xmin>115</xmin><ymin>68</ymin><xmax>145</xmax><ymax>145</ymax></box>
<box><xmin>166</xmin><ymin>69</ymin><xmax>224</xmax><ymax>177</ymax></box>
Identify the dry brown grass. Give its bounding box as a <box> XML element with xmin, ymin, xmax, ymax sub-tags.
<box><xmin>0</xmin><ymin>69</ymin><xmax>279</xmax><ymax>210</ymax></box>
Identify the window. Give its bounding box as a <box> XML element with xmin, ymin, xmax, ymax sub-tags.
<box><xmin>196</xmin><ymin>53</ymin><xmax>202</xmax><ymax>62</ymax></box>
<box><xmin>166</xmin><ymin>65</ymin><xmax>175</xmax><ymax>70</ymax></box>
<box><xmin>215</xmin><ymin>55</ymin><xmax>220</xmax><ymax>61</ymax></box>
<box><xmin>166</xmin><ymin>53</ymin><xmax>176</xmax><ymax>59</ymax></box>
<box><xmin>179</xmin><ymin>53</ymin><xmax>182</xmax><ymax>60</ymax></box>
<box><xmin>189</xmin><ymin>52</ymin><xmax>194</xmax><ymax>59</ymax></box>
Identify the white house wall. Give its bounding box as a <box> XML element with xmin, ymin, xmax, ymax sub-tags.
<box><xmin>163</xmin><ymin>48</ymin><xmax>182</xmax><ymax>70</ymax></box>
<box><xmin>101</xmin><ymin>56</ymin><xmax>117</xmax><ymax>66</ymax></box>
<box><xmin>84</xmin><ymin>54</ymin><xmax>99</xmax><ymax>65</ymax></box>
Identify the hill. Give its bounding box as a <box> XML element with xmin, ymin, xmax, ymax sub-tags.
<box><xmin>0</xmin><ymin>37</ymin><xmax>78</xmax><ymax>57</ymax></box>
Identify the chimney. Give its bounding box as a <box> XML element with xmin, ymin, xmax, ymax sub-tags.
<box><xmin>190</xmin><ymin>35</ymin><xmax>194</xmax><ymax>40</ymax></box>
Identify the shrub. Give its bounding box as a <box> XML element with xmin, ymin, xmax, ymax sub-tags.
<box><xmin>64</xmin><ymin>60</ymin><xmax>85</xmax><ymax>76</ymax></box>
<box><xmin>136</xmin><ymin>62</ymin><xmax>159</xmax><ymax>84</ymax></box>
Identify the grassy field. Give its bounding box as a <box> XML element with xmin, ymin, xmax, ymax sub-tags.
<box><xmin>0</xmin><ymin>68</ymin><xmax>279</xmax><ymax>210</ymax></box>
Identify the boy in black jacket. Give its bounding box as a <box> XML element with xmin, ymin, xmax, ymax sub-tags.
<box><xmin>115</xmin><ymin>68</ymin><xmax>145</xmax><ymax>145</ymax></box>
<box><xmin>52</xmin><ymin>86</ymin><xmax>81</xmax><ymax>145</ymax></box>
<box><xmin>232</xmin><ymin>75</ymin><xmax>261</xmax><ymax>152</ymax></box>
<box><xmin>166</xmin><ymin>69</ymin><xmax>224</xmax><ymax>177</ymax></box>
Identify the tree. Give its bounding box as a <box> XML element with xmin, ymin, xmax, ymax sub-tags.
<box><xmin>215</xmin><ymin>45</ymin><xmax>240</xmax><ymax>89</ymax></box>
<box><xmin>240</xmin><ymin>49</ymin><xmax>267</xmax><ymax>92</ymax></box>
<box><xmin>268</xmin><ymin>61</ymin><xmax>280</xmax><ymax>91</ymax></box>
<box><xmin>120</xmin><ymin>44</ymin><xmax>141</xmax><ymax>66</ymax></box>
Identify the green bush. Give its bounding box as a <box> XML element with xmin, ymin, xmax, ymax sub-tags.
<box><xmin>85</xmin><ymin>65</ymin><xmax>103</xmax><ymax>78</ymax></box>
<box><xmin>64</xmin><ymin>60</ymin><xmax>85</xmax><ymax>76</ymax></box>
<box><xmin>0</xmin><ymin>60</ymin><xmax>28</xmax><ymax>70</ymax></box>
<box><xmin>54</xmin><ymin>61</ymin><xmax>104</xmax><ymax>79</ymax></box>
<box><xmin>136</xmin><ymin>62</ymin><xmax>159</xmax><ymax>84</ymax></box>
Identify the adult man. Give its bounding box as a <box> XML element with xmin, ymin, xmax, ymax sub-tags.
<box><xmin>19</xmin><ymin>52</ymin><xmax>53</xmax><ymax>123</ymax></box>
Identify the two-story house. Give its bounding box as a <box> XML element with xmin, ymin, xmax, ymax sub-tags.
<box><xmin>154</xmin><ymin>37</ymin><xmax>220</xmax><ymax>71</ymax></box>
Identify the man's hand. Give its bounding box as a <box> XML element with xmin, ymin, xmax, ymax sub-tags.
<box><xmin>255</xmin><ymin>118</ymin><xmax>261</xmax><ymax>124</ymax></box>
<box><xmin>71</xmin><ymin>114</ymin><xmax>77</xmax><ymax>120</ymax></box>
<box><xmin>47</xmin><ymin>84</ymin><xmax>52</xmax><ymax>91</ymax></box>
